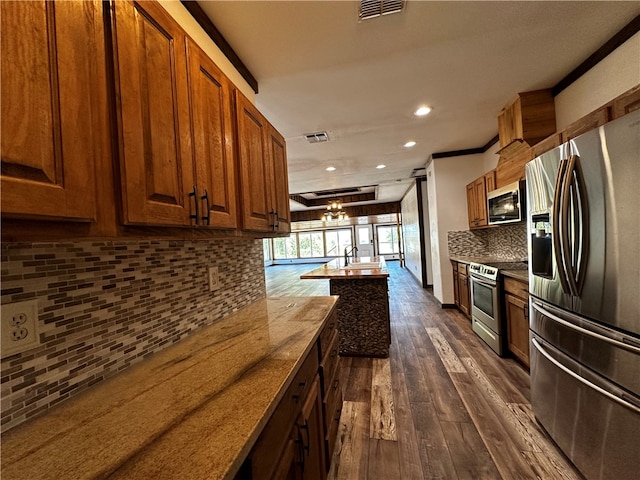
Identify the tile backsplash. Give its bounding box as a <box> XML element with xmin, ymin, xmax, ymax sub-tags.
<box><xmin>447</xmin><ymin>224</ymin><xmax>528</xmax><ymax>260</ymax></box>
<box><xmin>1</xmin><ymin>239</ymin><xmax>265</xmax><ymax>432</ymax></box>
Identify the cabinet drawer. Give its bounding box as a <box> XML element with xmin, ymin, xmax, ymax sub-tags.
<box><xmin>503</xmin><ymin>277</ymin><xmax>528</xmax><ymax>300</ymax></box>
<box><xmin>325</xmin><ymin>386</ymin><xmax>343</xmax><ymax>464</ymax></box>
<box><xmin>318</xmin><ymin>312</ymin><xmax>338</xmax><ymax>361</ymax></box>
<box><xmin>323</xmin><ymin>373</ymin><xmax>341</xmax><ymax>434</ymax></box>
<box><xmin>249</xmin><ymin>343</ymin><xmax>318</xmax><ymax>479</ymax></box>
<box><xmin>458</xmin><ymin>263</ymin><xmax>468</xmax><ymax>276</ymax></box>
<box><xmin>319</xmin><ymin>330</ymin><xmax>339</xmax><ymax>396</ymax></box>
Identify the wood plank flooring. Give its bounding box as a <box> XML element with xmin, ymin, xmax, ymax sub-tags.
<box><xmin>265</xmin><ymin>262</ymin><xmax>584</xmax><ymax>480</ymax></box>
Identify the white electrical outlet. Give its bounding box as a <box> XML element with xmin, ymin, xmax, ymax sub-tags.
<box><xmin>208</xmin><ymin>266</ymin><xmax>220</xmax><ymax>292</ymax></box>
<box><xmin>1</xmin><ymin>300</ymin><xmax>40</xmax><ymax>358</ymax></box>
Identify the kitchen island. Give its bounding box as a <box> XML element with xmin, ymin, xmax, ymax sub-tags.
<box><xmin>0</xmin><ymin>296</ymin><xmax>339</xmax><ymax>480</ymax></box>
<box><xmin>301</xmin><ymin>257</ymin><xmax>391</xmax><ymax>357</ymax></box>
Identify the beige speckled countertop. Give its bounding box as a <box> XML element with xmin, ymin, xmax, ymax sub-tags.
<box><xmin>300</xmin><ymin>256</ymin><xmax>389</xmax><ymax>279</ymax></box>
<box><xmin>501</xmin><ymin>269</ymin><xmax>529</xmax><ymax>283</ymax></box>
<box><xmin>1</xmin><ymin>296</ymin><xmax>339</xmax><ymax>480</ymax></box>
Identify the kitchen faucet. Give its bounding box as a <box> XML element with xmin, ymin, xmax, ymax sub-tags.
<box><xmin>344</xmin><ymin>246</ymin><xmax>358</xmax><ymax>266</ymax></box>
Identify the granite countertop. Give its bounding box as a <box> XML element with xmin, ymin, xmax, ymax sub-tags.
<box><xmin>1</xmin><ymin>296</ymin><xmax>339</xmax><ymax>480</ymax></box>
<box><xmin>501</xmin><ymin>269</ymin><xmax>529</xmax><ymax>283</ymax></box>
<box><xmin>300</xmin><ymin>256</ymin><xmax>389</xmax><ymax>279</ymax></box>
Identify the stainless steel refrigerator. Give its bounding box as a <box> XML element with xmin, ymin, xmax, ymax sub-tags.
<box><xmin>525</xmin><ymin>108</ymin><xmax>640</xmax><ymax>480</ymax></box>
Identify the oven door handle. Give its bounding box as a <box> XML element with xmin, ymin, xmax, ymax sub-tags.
<box><xmin>531</xmin><ymin>337</ymin><xmax>640</xmax><ymax>414</ymax></box>
<box><xmin>470</xmin><ymin>275</ymin><xmax>497</xmax><ymax>288</ymax></box>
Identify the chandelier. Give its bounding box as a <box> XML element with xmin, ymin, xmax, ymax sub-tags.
<box><xmin>323</xmin><ymin>200</ymin><xmax>347</xmax><ymax>221</ymax></box>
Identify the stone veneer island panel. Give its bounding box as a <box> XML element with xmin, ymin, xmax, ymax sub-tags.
<box><xmin>301</xmin><ymin>257</ymin><xmax>391</xmax><ymax>357</ymax></box>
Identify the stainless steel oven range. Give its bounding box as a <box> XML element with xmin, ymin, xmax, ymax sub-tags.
<box><xmin>468</xmin><ymin>263</ymin><xmax>504</xmax><ymax>355</ymax></box>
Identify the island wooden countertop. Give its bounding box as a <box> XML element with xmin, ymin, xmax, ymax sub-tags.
<box><xmin>300</xmin><ymin>256</ymin><xmax>389</xmax><ymax>279</ymax></box>
<box><xmin>1</xmin><ymin>296</ymin><xmax>339</xmax><ymax>480</ymax></box>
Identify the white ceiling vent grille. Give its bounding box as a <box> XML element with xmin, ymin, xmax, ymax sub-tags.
<box><xmin>359</xmin><ymin>0</ymin><xmax>405</xmax><ymax>20</ymax></box>
<box><xmin>304</xmin><ymin>132</ymin><xmax>329</xmax><ymax>143</ymax></box>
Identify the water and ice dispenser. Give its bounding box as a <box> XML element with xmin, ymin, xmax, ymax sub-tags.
<box><xmin>531</xmin><ymin>213</ymin><xmax>553</xmax><ymax>278</ymax></box>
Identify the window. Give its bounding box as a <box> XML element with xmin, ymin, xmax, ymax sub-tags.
<box><xmin>377</xmin><ymin>225</ymin><xmax>399</xmax><ymax>254</ymax></box>
<box><xmin>298</xmin><ymin>232</ymin><xmax>324</xmax><ymax>258</ymax></box>
<box><xmin>273</xmin><ymin>236</ymin><xmax>299</xmax><ymax>259</ymax></box>
<box><xmin>325</xmin><ymin>228</ymin><xmax>352</xmax><ymax>257</ymax></box>
<box><xmin>263</xmin><ymin>239</ymin><xmax>271</xmax><ymax>261</ymax></box>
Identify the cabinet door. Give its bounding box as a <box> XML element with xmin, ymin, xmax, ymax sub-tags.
<box><xmin>111</xmin><ymin>0</ymin><xmax>194</xmax><ymax>226</ymax></box>
<box><xmin>186</xmin><ymin>39</ymin><xmax>237</xmax><ymax>229</ymax></box>
<box><xmin>298</xmin><ymin>377</ymin><xmax>327</xmax><ymax>480</ymax></box>
<box><xmin>505</xmin><ymin>293</ymin><xmax>530</xmax><ymax>367</ymax></box>
<box><xmin>473</xmin><ymin>177</ymin><xmax>488</xmax><ymax>227</ymax></box>
<box><xmin>484</xmin><ymin>170</ymin><xmax>496</xmax><ymax>194</ymax></box>
<box><xmin>452</xmin><ymin>263</ymin><xmax>460</xmax><ymax>306</ymax></box>
<box><xmin>458</xmin><ymin>274</ymin><xmax>470</xmax><ymax>317</ymax></box>
<box><xmin>1</xmin><ymin>0</ymin><xmax>103</xmax><ymax>221</ymax></box>
<box><xmin>466</xmin><ymin>182</ymin><xmax>476</xmax><ymax>228</ymax></box>
<box><xmin>235</xmin><ymin>91</ymin><xmax>272</xmax><ymax>232</ymax></box>
<box><xmin>267</xmin><ymin>124</ymin><xmax>291</xmax><ymax>234</ymax></box>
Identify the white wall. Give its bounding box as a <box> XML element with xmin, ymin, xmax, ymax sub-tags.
<box><xmin>421</xmin><ymin>179</ymin><xmax>433</xmax><ymax>285</ymax></box>
<box><xmin>482</xmin><ymin>140</ymin><xmax>500</xmax><ymax>173</ymax></box>
<box><xmin>401</xmin><ymin>183</ymin><xmax>423</xmax><ymax>285</ymax></box>
<box><xmin>555</xmin><ymin>32</ymin><xmax>640</xmax><ymax>130</ymax></box>
<box><xmin>427</xmin><ymin>154</ymin><xmax>486</xmax><ymax>303</ymax></box>
<box><xmin>159</xmin><ymin>1</ymin><xmax>255</xmax><ymax>102</ymax></box>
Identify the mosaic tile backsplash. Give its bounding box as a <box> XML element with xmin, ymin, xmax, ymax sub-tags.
<box><xmin>447</xmin><ymin>224</ymin><xmax>528</xmax><ymax>260</ymax></box>
<box><xmin>0</xmin><ymin>239</ymin><xmax>266</xmax><ymax>432</ymax></box>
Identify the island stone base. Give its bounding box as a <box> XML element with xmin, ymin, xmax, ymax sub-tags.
<box><xmin>330</xmin><ymin>277</ymin><xmax>390</xmax><ymax>357</ymax></box>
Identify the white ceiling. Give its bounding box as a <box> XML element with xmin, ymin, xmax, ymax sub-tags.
<box><xmin>197</xmin><ymin>1</ymin><xmax>640</xmax><ymax>212</ymax></box>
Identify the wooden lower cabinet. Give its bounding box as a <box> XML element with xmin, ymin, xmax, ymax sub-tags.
<box><xmin>298</xmin><ymin>377</ymin><xmax>326</xmax><ymax>480</ymax></box>
<box><xmin>503</xmin><ymin>277</ymin><xmax>530</xmax><ymax>367</ymax></box>
<box><xmin>239</xmin><ymin>315</ymin><xmax>341</xmax><ymax>480</ymax></box>
<box><xmin>452</xmin><ymin>261</ymin><xmax>471</xmax><ymax>318</ymax></box>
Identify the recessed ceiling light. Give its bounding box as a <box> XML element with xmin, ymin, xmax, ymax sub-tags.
<box><xmin>326</xmin><ymin>166</ymin><xmax>336</xmax><ymax>171</ymax></box>
<box><xmin>376</xmin><ymin>164</ymin><xmax>386</xmax><ymax>169</ymax></box>
<box><xmin>403</xmin><ymin>141</ymin><xmax>416</xmax><ymax>148</ymax></box>
<box><xmin>414</xmin><ymin>106</ymin><xmax>432</xmax><ymax>117</ymax></box>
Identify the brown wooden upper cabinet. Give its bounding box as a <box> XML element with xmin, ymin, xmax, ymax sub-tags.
<box><xmin>185</xmin><ymin>38</ymin><xmax>237</xmax><ymax>230</ymax></box>
<box><xmin>267</xmin><ymin>124</ymin><xmax>291</xmax><ymax>234</ymax></box>
<box><xmin>111</xmin><ymin>1</ymin><xmax>238</xmax><ymax>230</ymax></box>
<box><xmin>111</xmin><ymin>0</ymin><xmax>194</xmax><ymax>227</ymax></box>
<box><xmin>235</xmin><ymin>91</ymin><xmax>290</xmax><ymax>234</ymax></box>
<box><xmin>1</xmin><ymin>0</ymin><xmax>105</xmax><ymax>221</ymax></box>
<box><xmin>466</xmin><ymin>170</ymin><xmax>495</xmax><ymax>229</ymax></box>
<box><xmin>497</xmin><ymin>89</ymin><xmax>556</xmax><ymax>155</ymax></box>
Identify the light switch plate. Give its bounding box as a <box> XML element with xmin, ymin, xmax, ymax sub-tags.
<box><xmin>208</xmin><ymin>266</ymin><xmax>220</xmax><ymax>292</ymax></box>
<box><xmin>1</xmin><ymin>300</ymin><xmax>40</xmax><ymax>358</ymax></box>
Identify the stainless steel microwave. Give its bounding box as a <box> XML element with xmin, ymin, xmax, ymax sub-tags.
<box><xmin>487</xmin><ymin>180</ymin><xmax>525</xmax><ymax>225</ymax></box>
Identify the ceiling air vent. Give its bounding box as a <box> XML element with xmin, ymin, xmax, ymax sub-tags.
<box><xmin>304</xmin><ymin>131</ymin><xmax>329</xmax><ymax>144</ymax></box>
<box><xmin>359</xmin><ymin>0</ymin><xmax>405</xmax><ymax>20</ymax></box>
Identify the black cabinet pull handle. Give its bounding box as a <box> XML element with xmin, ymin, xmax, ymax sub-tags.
<box><xmin>299</xmin><ymin>419</ymin><xmax>310</xmax><ymax>453</ymax></box>
<box><xmin>189</xmin><ymin>186</ymin><xmax>199</xmax><ymax>225</ymax></box>
<box><xmin>292</xmin><ymin>380</ymin><xmax>306</xmax><ymax>403</ymax></box>
<box><xmin>332</xmin><ymin>379</ymin><xmax>339</xmax><ymax>391</ymax></box>
<box><xmin>524</xmin><ymin>304</ymin><xmax>529</xmax><ymax>320</ymax></box>
<box><xmin>201</xmin><ymin>189</ymin><xmax>210</xmax><ymax>226</ymax></box>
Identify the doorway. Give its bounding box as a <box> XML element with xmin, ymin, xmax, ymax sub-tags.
<box><xmin>355</xmin><ymin>225</ymin><xmax>374</xmax><ymax>258</ymax></box>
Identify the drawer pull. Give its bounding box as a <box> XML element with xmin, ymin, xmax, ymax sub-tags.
<box><xmin>299</xmin><ymin>420</ymin><xmax>310</xmax><ymax>453</ymax></box>
<box><xmin>292</xmin><ymin>380</ymin><xmax>307</xmax><ymax>403</ymax></box>
<box><xmin>332</xmin><ymin>380</ymin><xmax>339</xmax><ymax>391</ymax></box>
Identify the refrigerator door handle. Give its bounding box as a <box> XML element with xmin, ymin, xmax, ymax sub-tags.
<box><xmin>552</xmin><ymin>158</ymin><xmax>571</xmax><ymax>295</ymax></box>
<box><xmin>532</xmin><ymin>300</ymin><xmax>640</xmax><ymax>354</ymax></box>
<box><xmin>563</xmin><ymin>155</ymin><xmax>589</xmax><ymax>296</ymax></box>
<box><xmin>531</xmin><ymin>337</ymin><xmax>640</xmax><ymax>414</ymax></box>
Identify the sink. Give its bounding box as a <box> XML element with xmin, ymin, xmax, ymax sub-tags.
<box><xmin>342</xmin><ymin>262</ymin><xmax>381</xmax><ymax>270</ymax></box>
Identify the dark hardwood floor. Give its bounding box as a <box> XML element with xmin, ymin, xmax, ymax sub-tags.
<box><xmin>265</xmin><ymin>261</ymin><xmax>583</xmax><ymax>480</ymax></box>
